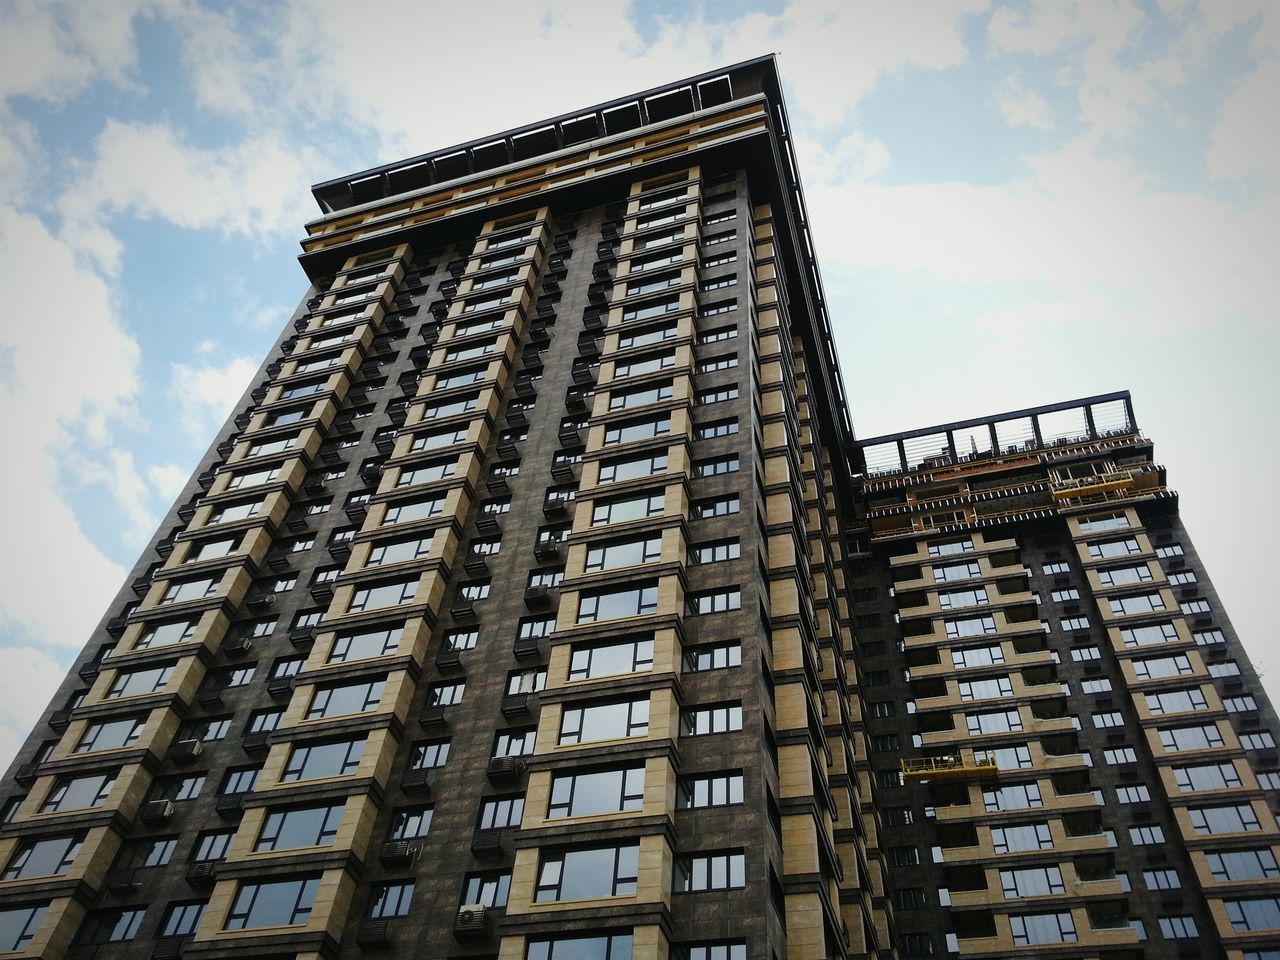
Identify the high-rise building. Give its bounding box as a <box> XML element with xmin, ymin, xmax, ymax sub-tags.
<box><xmin>849</xmin><ymin>394</ymin><xmax>1280</xmax><ymax>960</ymax></box>
<box><xmin>0</xmin><ymin>54</ymin><xmax>1276</xmax><ymax>960</ymax></box>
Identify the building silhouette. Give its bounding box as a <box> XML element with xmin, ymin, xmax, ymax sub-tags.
<box><xmin>1</xmin><ymin>55</ymin><xmax>1277</xmax><ymax>960</ymax></box>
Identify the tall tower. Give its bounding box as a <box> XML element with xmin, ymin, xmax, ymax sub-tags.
<box><xmin>850</xmin><ymin>394</ymin><xmax>1280</xmax><ymax>960</ymax></box>
<box><xmin>0</xmin><ymin>58</ymin><xmax>888</xmax><ymax>960</ymax></box>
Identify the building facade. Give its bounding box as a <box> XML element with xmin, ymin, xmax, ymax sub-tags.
<box><xmin>850</xmin><ymin>395</ymin><xmax>1280</xmax><ymax>960</ymax></box>
<box><xmin>0</xmin><ymin>55</ymin><xmax>1277</xmax><ymax>960</ymax></box>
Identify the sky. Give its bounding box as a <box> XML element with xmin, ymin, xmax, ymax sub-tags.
<box><xmin>0</xmin><ymin>0</ymin><xmax>1276</xmax><ymax>769</ymax></box>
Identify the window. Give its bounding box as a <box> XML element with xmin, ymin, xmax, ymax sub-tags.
<box><xmin>614</xmin><ymin>350</ymin><xmax>675</xmax><ymax>379</ymax></box>
<box><xmin>160</xmin><ymin>577</ymin><xmax>219</xmax><ymax>605</ymax></box>
<box><xmin>549</xmin><ymin>766</ymin><xmax>645</xmax><ymax>818</ymax></box>
<box><xmin>1181</xmin><ymin>598</ymin><xmax>1211</xmax><ymax>614</ymax></box>
<box><xmin>1207</xmin><ymin>849</ymin><xmax>1280</xmax><ymax>882</ymax></box>
<box><xmin>75</xmin><ymin>716</ymin><xmax>144</xmax><ymax>753</ymax></box>
<box><xmin>150</xmin><ymin>774</ymin><xmax>205</xmax><ymax>803</ymax></box>
<box><xmin>3</xmin><ymin>834</ymin><xmax>83</xmax><ymax>879</ymax></box>
<box><xmin>1050</xmin><ymin>587</ymin><xmax>1081</xmax><ymax>602</ymax></box>
<box><xmin>209</xmin><ymin>500</ymin><xmax>262</xmax><ymax>524</ymax></box>
<box><xmin>328</xmin><ymin>625</ymin><xmax>402</xmax><ymax>663</ymax></box>
<box><xmin>1071</xmin><ymin>646</ymin><xmax>1101</xmax><ymax>661</ymax></box>
<box><xmin>966</xmin><ymin>709</ymin><xmax>1022</xmax><ymax>735</ymax></box>
<box><xmin>675</xmin><ymin>851</ymin><xmax>745</xmax><ymax>892</ymax></box>
<box><xmin>1190</xmin><ymin>804</ymin><xmax>1262</xmax><ymax>835</ymax></box>
<box><xmin>982</xmin><ymin>782</ymin><xmax>1042</xmax><ymax>812</ymax></box>
<box><xmin>584</xmin><ymin>536</ymin><xmax>662</xmax><ymax>572</ymax></box>
<box><xmin>494</xmin><ymin>729</ymin><xmax>537</xmax><ymax>758</ymax></box>
<box><xmin>382</xmin><ymin>497</ymin><xmax>444</xmax><ymax>525</ymax></box>
<box><xmin>958</xmin><ymin>676</ymin><xmax>1013</xmax><ymax>701</ymax></box>
<box><xmin>560</xmin><ymin>698</ymin><xmax>650</xmax><ymax>744</ymax></box>
<box><xmin>698</xmin><ymin>324</ymin><xmax>737</xmax><ymax>344</ymax></box>
<box><xmin>1168</xmin><ymin>571</ymin><xmax>1198</xmax><ymax>585</ymax></box>
<box><xmin>114</xmin><ymin>835</ymin><xmax>177</xmax><ymax>869</ymax></box>
<box><xmin>609</xmin><ymin>381</ymin><xmax>673</xmax><ymax>411</ymax></box>
<box><xmin>603</xmin><ymin>415</ymin><xmax>671</xmax><ymax>447</ymax></box>
<box><xmin>1094</xmin><ymin>711</ymin><xmax>1125</xmax><ymax>727</ymax></box>
<box><xmin>1225</xmin><ymin>899</ymin><xmax>1280</xmax><ymax>932</ymax></box>
<box><xmin>305</xmin><ymin>677</ymin><xmax>387</xmax><ymax>720</ymax></box>
<box><xmin>396</xmin><ymin>459</ymin><xmax>458</xmax><ymax>487</ymax></box>
<box><xmin>506</xmin><ymin>669</ymin><xmax>546</xmax><ymax>696</ymax></box>
<box><xmin>1116</xmin><ymin>783</ymin><xmax>1151</xmax><ymax>803</ymax></box>
<box><xmin>945</xmin><ymin>615</ymin><xmax>997</xmax><ymax>639</ymax></box>
<box><xmin>247</xmin><ymin>709</ymin><xmax>283</xmax><ymax>734</ymax></box>
<box><xmin>618</xmin><ymin>321</ymin><xmax>676</xmax><ymax>349</ymax></box>
<box><xmin>569</xmin><ymin>638</ymin><xmax>654</xmax><ymax>680</ymax></box>
<box><xmin>369</xmin><ymin>881</ymin><xmax>415</xmax><ymax>919</ymax></box>
<box><xmin>677</xmin><ymin>772</ymin><xmax>743</xmax><ymax>808</ymax></box>
<box><xmin>692</xmin><ymin>494</ymin><xmax>740</xmax><ymax>518</ymax></box>
<box><xmin>991</xmin><ymin>823</ymin><xmax>1053</xmax><ymax>853</ymax></box>
<box><xmin>427</xmin><ymin>681</ymin><xmax>465</xmax><ymax>707</ymax></box>
<box><xmin>685</xmin><ymin>640</ymin><xmax>742</xmax><ymax>672</ymax></box>
<box><xmin>41</xmin><ymin>772</ymin><xmax>118</xmax><ymax>813</ymax></box>
<box><xmin>693</xmin><ymin>454</ymin><xmax>739</xmax><ymax>477</ymax></box>
<box><xmin>688</xmin><ymin>588</ymin><xmax>741</xmax><ymax>615</ymax></box>
<box><xmin>389</xmin><ymin>806</ymin><xmax>433</xmax><ymax>840</ymax></box>
<box><xmin>349</xmin><ymin>578</ymin><xmax>417</xmax><ymax>612</ymax></box>
<box><xmin>1158</xmin><ymin>916</ymin><xmax>1198</xmax><ymax>939</ymax></box>
<box><xmin>459</xmin><ymin>581</ymin><xmax>491</xmax><ymax>601</ymax></box>
<box><xmin>159</xmin><ymin>901</ymin><xmax>205</xmax><ymax>938</ymax></box>
<box><xmin>1243</xmin><ymin>732</ymin><xmax>1277</xmax><ymax>750</ymax></box>
<box><xmin>598</xmin><ymin>453</ymin><xmax>668</xmax><ymax>483</ymax></box>
<box><xmin>281</xmin><ymin>737</ymin><xmax>365</xmax><ymax>781</ymax></box>
<box><xmin>462</xmin><ymin>872</ymin><xmax>510</xmax><ymax>908</ymax></box>
<box><xmin>697</xmin><ymin>352</ymin><xmax>738</xmax><ymax>372</ymax></box>
<box><xmin>698</xmin><ymin>299</ymin><xmax>736</xmax><ymax>317</ymax></box>
<box><xmin>592</xmin><ymin>492</ymin><xmax>664</xmax><ymax>525</ymax></box>
<box><xmin>697</xmin><ymin>385</ymin><xmax>739</xmax><ymax>405</ymax></box>
<box><xmin>1174</xmin><ymin>761</ymin><xmax>1242</xmax><ymax>792</ymax></box>
<box><xmin>1145</xmin><ymin>687</ymin><xmax>1208</xmax><ymax>715</ymax></box>
<box><xmin>1011</xmin><ymin>912</ymin><xmax>1077</xmax><ymax>945</ymax></box>
<box><xmin>1062</xmin><ymin>616</ymin><xmax>1090</xmax><ymax>631</ymax></box>
<box><xmin>1000</xmin><ymin>865</ymin><xmax>1066</xmax><ymax>898</ymax></box>
<box><xmin>0</xmin><ymin>906</ymin><xmax>46</xmax><ymax>951</ymax></box>
<box><xmin>224</xmin><ymin>876</ymin><xmax>319</xmax><ymax>930</ymax></box>
<box><xmin>1105</xmin><ymin>746</ymin><xmax>1138</xmax><ymax>764</ymax></box>
<box><xmin>934</xmin><ymin>561</ymin><xmax>981</xmax><ymax>583</ymax></box>
<box><xmin>578</xmin><ymin>582</ymin><xmax>659</xmax><ymax>623</ymax></box>
<box><xmin>682</xmin><ymin>703</ymin><xmax>743</xmax><ymax>736</ymax></box>
<box><xmin>1081</xmin><ymin>678</ymin><xmax>1112</xmax><ymax>693</ymax></box>
<box><xmin>1160</xmin><ymin>723</ymin><xmax>1225</xmax><ymax>752</ymax></box>
<box><xmin>1141</xmin><ymin>868</ymin><xmax>1181</xmax><ymax>890</ymax></box>
<box><xmin>1130</xmin><ymin>825</ymin><xmax>1166</xmax><ymax>845</ymax></box>
<box><xmin>690</xmin><ymin>539</ymin><xmax>740</xmax><ymax>565</ymax></box>
<box><xmin>192</xmin><ymin>830</ymin><xmax>234</xmax><ymax>863</ymax></box>
<box><xmin>77</xmin><ymin>908</ymin><xmax>145</xmax><ymax>945</ymax></box>
<box><xmin>367</xmin><ymin>535</ymin><xmax>434</xmax><ymax>566</ymax></box>
<box><xmin>220</xmin><ymin>766</ymin><xmax>259</xmax><ymax>796</ymax></box>
<box><xmin>1225</xmin><ymin>695</ymin><xmax>1257</xmax><ymax>713</ymax></box>
<box><xmin>135</xmin><ymin>619</ymin><xmax>198</xmax><ymax>650</ymax></box>
<box><xmin>478</xmin><ymin>795</ymin><xmax>524</xmax><ymax>830</ymax></box>
<box><xmin>410</xmin><ymin>426</ymin><xmax>469</xmax><ymax>453</ymax></box>
<box><xmin>1080</xmin><ymin>512</ymin><xmax>1130</xmax><ymax>532</ymax></box>
<box><xmin>1195</xmin><ymin>628</ymin><xmax>1226</xmax><ymax>645</ymax></box>
<box><xmin>527</xmin><ymin>934</ymin><xmax>634</xmax><ymax>959</ymax></box>
<box><xmin>254</xmin><ymin>804</ymin><xmax>343</xmax><ymax>852</ymax></box>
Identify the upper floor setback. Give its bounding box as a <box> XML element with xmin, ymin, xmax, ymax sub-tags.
<box><xmin>852</xmin><ymin>392</ymin><xmax>1179</xmax><ymax>542</ymax></box>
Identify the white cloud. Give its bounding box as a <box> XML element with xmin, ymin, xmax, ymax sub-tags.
<box><xmin>0</xmin><ymin>645</ymin><xmax>71</xmax><ymax>770</ymax></box>
<box><xmin>0</xmin><ymin>207</ymin><xmax>134</xmax><ymax>654</ymax></box>
<box><xmin>1208</xmin><ymin>57</ymin><xmax>1280</xmax><ymax>181</ymax></box>
<box><xmin>0</xmin><ymin>0</ymin><xmax>162</xmax><ymax>105</ymax></box>
<box><xmin>994</xmin><ymin>73</ymin><xmax>1055</xmax><ymax>131</ymax></box>
<box><xmin>58</xmin><ymin>120</ymin><xmax>320</xmax><ymax>272</ymax></box>
<box><xmin>147</xmin><ymin>462</ymin><xmax>189</xmax><ymax>502</ymax></box>
<box><xmin>169</xmin><ymin>355</ymin><xmax>258</xmax><ymax>441</ymax></box>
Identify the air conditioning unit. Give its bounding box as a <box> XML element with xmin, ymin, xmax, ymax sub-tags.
<box><xmin>378</xmin><ymin>840</ymin><xmax>420</xmax><ymax>866</ymax></box>
<box><xmin>185</xmin><ymin>861</ymin><xmax>217</xmax><ymax>886</ymax></box>
<box><xmin>170</xmin><ymin>739</ymin><xmax>204</xmax><ymax>764</ymax></box>
<box><xmin>141</xmin><ymin>799</ymin><xmax>175</xmax><ymax>824</ymax></box>
<box><xmin>486</xmin><ymin>756</ymin><xmax>526</xmax><ymax>784</ymax></box>
<box><xmin>454</xmin><ymin>904</ymin><xmax>489</xmax><ymax>937</ymax></box>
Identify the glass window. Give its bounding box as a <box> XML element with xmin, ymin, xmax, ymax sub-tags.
<box><xmin>536</xmin><ymin>844</ymin><xmax>639</xmax><ymax>901</ymax></box>
<box><xmin>478</xmin><ymin>795</ymin><xmax>524</xmax><ymax>830</ymax></box>
<box><xmin>159</xmin><ymin>901</ymin><xmax>205</xmax><ymax>937</ymax></box>
<box><xmin>281</xmin><ymin>738</ymin><xmax>365</xmax><ymax>781</ymax></box>
<box><xmin>577</xmin><ymin>583</ymin><xmax>659</xmax><ymax>623</ymax></box>
<box><xmin>306</xmin><ymin>677</ymin><xmax>386</xmax><ymax>719</ymax></box>
<box><xmin>255</xmin><ymin>803</ymin><xmax>344</xmax><ymax>851</ymax></box>
<box><xmin>560</xmin><ymin>698</ymin><xmax>650</xmax><ymax>745</ymax></box>
<box><xmin>3</xmin><ymin>834</ymin><xmax>84</xmax><ymax>880</ymax></box>
<box><xmin>41</xmin><ymin>771</ymin><xmax>117</xmax><ymax>813</ymax></box>
<box><xmin>462</xmin><ymin>872</ymin><xmax>510</xmax><ymax>908</ymax></box>
<box><xmin>224</xmin><ymin>876</ymin><xmax>319</xmax><ymax>930</ymax></box>
<box><xmin>369</xmin><ymin>881</ymin><xmax>415</xmax><ymax>919</ymax></box>
<box><xmin>75</xmin><ymin>716</ymin><xmax>145</xmax><ymax>753</ymax></box>
<box><xmin>677</xmin><ymin>772</ymin><xmax>744</xmax><ymax>808</ymax></box>
<box><xmin>389</xmin><ymin>806</ymin><xmax>433</xmax><ymax>840</ymax></box>
<box><xmin>548</xmin><ymin>766</ymin><xmax>645</xmax><ymax>819</ymax></box>
<box><xmin>527</xmin><ymin>933</ymin><xmax>634</xmax><ymax>959</ymax></box>
<box><xmin>675</xmin><ymin>851</ymin><xmax>745</xmax><ymax>891</ymax></box>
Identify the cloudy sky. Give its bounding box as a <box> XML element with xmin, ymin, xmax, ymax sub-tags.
<box><xmin>0</xmin><ymin>0</ymin><xmax>1276</xmax><ymax>767</ymax></box>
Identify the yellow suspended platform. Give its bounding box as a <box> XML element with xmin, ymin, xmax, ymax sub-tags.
<box><xmin>900</xmin><ymin>756</ymin><xmax>999</xmax><ymax>782</ymax></box>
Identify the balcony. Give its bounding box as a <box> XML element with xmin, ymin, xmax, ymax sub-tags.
<box><xmin>900</xmin><ymin>756</ymin><xmax>998</xmax><ymax>783</ymax></box>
